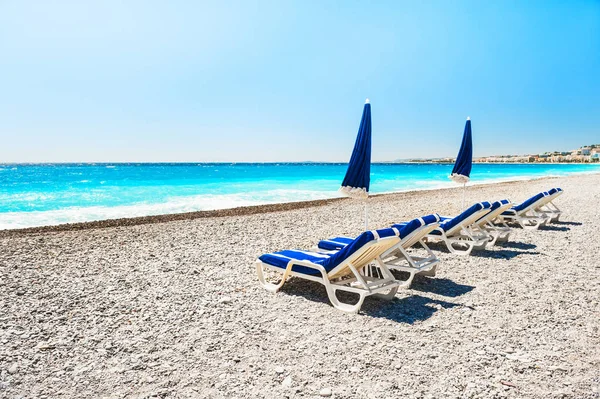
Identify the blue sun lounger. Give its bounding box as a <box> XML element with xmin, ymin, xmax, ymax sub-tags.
<box><xmin>317</xmin><ymin>215</ymin><xmax>441</xmax><ymax>287</ymax></box>
<box><xmin>473</xmin><ymin>199</ymin><xmax>514</xmax><ymax>246</ymax></box>
<box><xmin>256</xmin><ymin>228</ymin><xmax>401</xmax><ymax>313</ymax></box>
<box><xmin>533</xmin><ymin>188</ymin><xmax>563</xmax><ymax>222</ymax></box>
<box><xmin>426</xmin><ymin>202</ymin><xmax>493</xmax><ymax>255</ymax></box>
<box><xmin>497</xmin><ymin>191</ymin><xmax>552</xmax><ymax>230</ymax></box>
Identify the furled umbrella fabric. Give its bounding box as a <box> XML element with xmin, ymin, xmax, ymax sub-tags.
<box><xmin>450</xmin><ymin>117</ymin><xmax>473</xmax><ymax>184</ymax></box>
<box><xmin>340</xmin><ymin>99</ymin><xmax>372</xmax><ymax>200</ymax></box>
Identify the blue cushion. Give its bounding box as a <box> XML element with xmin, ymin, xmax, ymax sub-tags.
<box><xmin>315</xmin><ymin>227</ymin><xmax>398</xmax><ymax>253</ymax></box>
<box><xmin>259</xmin><ymin>250</ymin><xmax>333</xmax><ymax>275</ymax></box>
<box><xmin>318</xmin><ymin>237</ymin><xmax>354</xmax><ymax>251</ymax></box>
<box><xmin>548</xmin><ymin>187</ymin><xmax>562</xmax><ymax>195</ymax></box>
<box><xmin>319</xmin><ymin>214</ymin><xmax>440</xmax><ymax>252</ymax></box>
<box><xmin>474</xmin><ymin>199</ymin><xmax>510</xmax><ymax>223</ymax></box>
<box><xmin>505</xmin><ymin>192</ymin><xmax>546</xmax><ymax>213</ymax></box>
<box><xmin>435</xmin><ymin>202</ymin><xmax>492</xmax><ymax>233</ymax></box>
<box><xmin>392</xmin><ymin>214</ymin><xmax>441</xmax><ymax>239</ymax></box>
<box><xmin>489</xmin><ymin>199</ymin><xmax>510</xmax><ymax>212</ymax></box>
<box><xmin>261</xmin><ymin>228</ymin><xmax>397</xmax><ymax>275</ymax></box>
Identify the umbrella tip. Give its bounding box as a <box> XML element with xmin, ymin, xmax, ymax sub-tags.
<box><xmin>466</xmin><ymin>116</ymin><xmax>470</xmax><ymax>120</ymax></box>
<box><xmin>365</xmin><ymin>98</ymin><xmax>370</xmax><ymax>104</ymax></box>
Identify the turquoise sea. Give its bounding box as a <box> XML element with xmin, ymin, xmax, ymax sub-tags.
<box><xmin>1</xmin><ymin>163</ymin><xmax>598</xmax><ymax>229</ymax></box>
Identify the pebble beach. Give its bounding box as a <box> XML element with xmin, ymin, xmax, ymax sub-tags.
<box><xmin>1</xmin><ymin>173</ymin><xmax>599</xmax><ymax>398</ymax></box>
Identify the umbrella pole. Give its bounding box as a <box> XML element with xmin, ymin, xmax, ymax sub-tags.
<box><xmin>462</xmin><ymin>183</ymin><xmax>466</xmax><ymax>211</ymax></box>
<box><xmin>364</xmin><ymin>200</ymin><xmax>369</xmax><ymax>231</ymax></box>
<box><xmin>363</xmin><ymin>200</ymin><xmax>371</xmax><ymax>276</ymax></box>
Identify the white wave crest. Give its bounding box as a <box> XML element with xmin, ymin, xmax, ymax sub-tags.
<box><xmin>0</xmin><ymin>189</ymin><xmax>341</xmax><ymax>230</ymax></box>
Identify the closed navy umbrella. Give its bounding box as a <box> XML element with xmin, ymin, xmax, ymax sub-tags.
<box><xmin>450</xmin><ymin>117</ymin><xmax>473</xmax><ymax>209</ymax></box>
<box><xmin>340</xmin><ymin>99</ymin><xmax>372</xmax><ymax>228</ymax></box>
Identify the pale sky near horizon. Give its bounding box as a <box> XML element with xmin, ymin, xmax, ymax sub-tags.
<box><xmin>1</xmin><ymin>1</ymin><xmax>599</xmax><ymax>163</ymax></box>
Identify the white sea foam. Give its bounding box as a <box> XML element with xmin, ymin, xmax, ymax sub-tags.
<box><xmin>0</xmin><ymin>189</ymin><xmax>341</xmax><ymax>230</ymax></box>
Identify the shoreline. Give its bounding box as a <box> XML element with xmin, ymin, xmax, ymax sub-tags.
<box><xmin>1</xmin><ymin>173</ymin><xmax>591</xmax><ymax>236</ymax></box>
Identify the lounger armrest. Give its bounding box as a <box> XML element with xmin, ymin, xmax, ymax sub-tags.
<box><xmin>286</xmin><ymin>259</ymin><xmax>328</xmax><ymax>275</ymax></box>
<box><xmin>257</xmin><ymin>258</ymin><xmax>328</xmax><ymax>294</ymax></box>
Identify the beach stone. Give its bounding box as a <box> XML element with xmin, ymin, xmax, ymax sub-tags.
<box><xmin>8</xmin><ymin>363</ymin><xmax>18</xmax><ymax>374</ymax></box>
<box><xmin>36</xmin><ymin>342</ymin><xmax>55</xmax><ymax>351</ymax></box>
<box><xmin>282</xmin><ymin>376</ymin><xmax>292</xmax><ymax>387</ymax></box>
<box><xmin>319</xmin><ymin>387</ymin><xmax>332</xmax><ymax>397</ymax></box>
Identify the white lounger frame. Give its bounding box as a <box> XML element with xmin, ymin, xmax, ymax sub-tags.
<box><xmin>534</xmin><ymin>190</ymin><xmax>563</xmax><ymax>222</ymax></box>
<box><xmin>380</xmin><ymin>222</ymin><xmax>441</xmax><ymax>287</ymax></box>
<box><xmin>496</xmin><ymin>196</ymin><xmax>551</xmax><ymax>230</ymax></box>
<box><xmin>256</xmin><ymin>236</ymin><xmax>401</xmax><ymax>314</ymax></box>
<box><xmin>473</xmin><ymin>202</ymin><xmax>514</xmax><ymax>246</ymax></box>
<box><xmin>425</xmin><ymin>208</ymin><xmax>492</xmax><ymax>256</ymax></box>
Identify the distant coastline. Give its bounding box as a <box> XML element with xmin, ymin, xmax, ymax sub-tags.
<box><xmin>399</xmin><ymin>143</ymin><xmax>600</xmax><ymax>164</ymax></box>
<box><xmin>398</xmin><ymin>161</ymin><xmax>599</xmax><ymax>165</ymax></box>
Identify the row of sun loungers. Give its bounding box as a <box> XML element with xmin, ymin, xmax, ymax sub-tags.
<box><xmin>256</xmin><ymin>188</ymin><xmax>564</xmax><ymax>313</ymax></box>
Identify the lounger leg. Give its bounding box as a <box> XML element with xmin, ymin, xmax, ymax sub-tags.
<box><xmin>417</xmin><ymin>240</ymin><xmax>438</xmax><ymax>277</ymax></box>
<box><xmin>485</xmin><ymin>231</ymin><xmax>499</xmax><ymax>247</ymax></box>
<box><xmin>326</xmin><ymin>286</ymin><xmax>367</xmax><ymax>314</ymax></box>
<box><xmin>255</xmin><ymin>261</ymin><xmax>292</xmax><ymax>293</ymax></box>
<box><xmin>549</xmin><ymin>202</ymin><xmax>561</xmax><ymax>222</ymax></box>
<box><xmin>441</xmin><ymin>233</ymin><xmax>474</xmax><ymax>256</ymax></box>
<box><xmin>419</xmin><ymin>265</ymin><xmax>437</xmax><ymax>277</ymax></box>
<box><xmin>373</xmin><ymin>285</ymin><xmax>400</xmax><ymax>300</ymax></box>
<box><xmin>447</xmin><ymin>238</ymin><xmax>474</xmax><ymax>256</ymax></box>
<box><xmin>520</xmin><ymin>218</ymin><xmax>542</xmax><ymax>230</ymax></box>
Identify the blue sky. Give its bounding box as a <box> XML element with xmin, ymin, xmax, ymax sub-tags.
<box><xmin>1</xmin><ymin>1</ymin><xmax>599</xmax><ymax>162</ymax></box>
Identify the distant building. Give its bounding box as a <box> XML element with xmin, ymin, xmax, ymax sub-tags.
<box><xmin>473</xmin><ymin>144</ymin><xmax>600</xmax><ymax>163</ymax></box>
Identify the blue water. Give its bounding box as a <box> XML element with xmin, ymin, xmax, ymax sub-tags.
<box><xmin>1</xmin><ymin>163</ymin><xmax>598</xmax><ymax>229</ymax></box>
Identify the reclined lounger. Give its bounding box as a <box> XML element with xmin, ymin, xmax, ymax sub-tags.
<box><xmin>533</xmin><ymin>188</ymin><xmax>563</xmax><ymax>222</ymax></box>
<box><xmin>256</xmin><ymin>228</ymin><xmax>401</xmax><ymax>314</ymax></box>
<box><xmin>497</xmin><ymin>192</ymin><xmax>551</xmax><ymax>230</ymax></box>
<box><xmin>426</xmin><ymin>202</ymin><xmax>493</xmax><ymax>256</ymax></box>
<box><xmin>473</xmin><ymin>199</ymin><xmax>513</xmax><ymax>246</ymax></box>
<box><xmin>317</xmin><ymin>215</ymin><xmax>441</xmax><ymax>287</ymax></box>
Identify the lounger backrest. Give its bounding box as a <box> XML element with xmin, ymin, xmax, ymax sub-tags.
<box><xmin>401</xmin><ymin>222</ymin><xmax>441</xmax><ymax>248</ymax></box>
<box><xmin>476</xmin><ymin>199</ymin><xmax>511</xmax><ymax>225</ymax></box>
<box><xmin>512</xmin><ymin>192</ymin><xmax>546</xmax><ymax>213</ymax></box>
<box><xmin>441</xmin><ymin>202</ymin><xmax>492</xmax><ymax>235</ymax></box>
<box><xmin>535</xmin><ymin>187</ymin><xmax>563</xmax><ymax>209</ymax></box>
<box><xmin>323</xmin><ymin>228</ymin><xmax>399</xmax><ymax>279</ymax></box>
<box><xmin>391</xmin><ymin>214</ymin><xmax>441</xmax><ymax>248</ymax></box>
<box><xmin>547</xmin><ymin>188</ymin><xmax>562</xmax><ymax>200</ymax></box>
<box><xmin>396</xmin><ymin>214</ymin><xmax>441</xmax><ymax>239</ymax></box>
